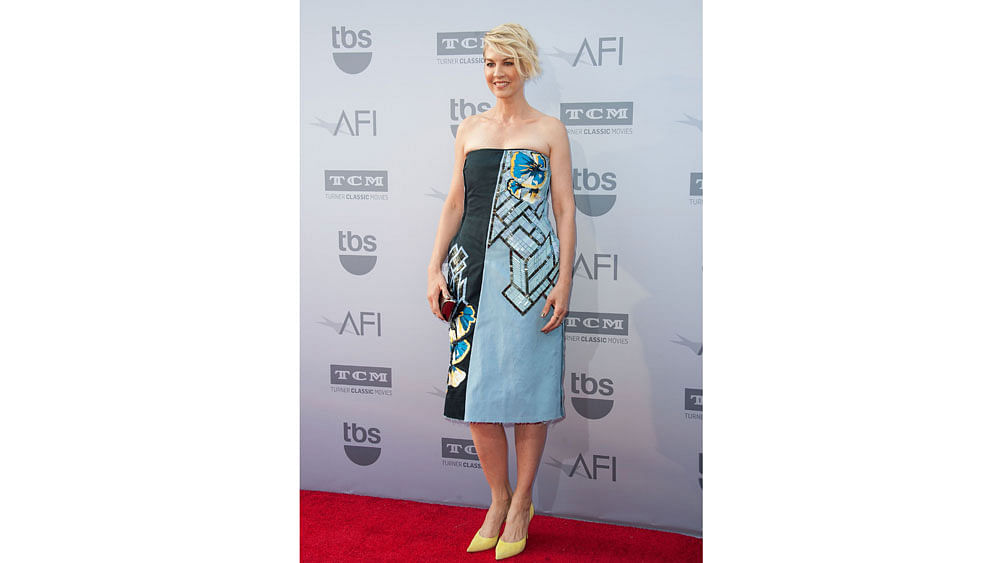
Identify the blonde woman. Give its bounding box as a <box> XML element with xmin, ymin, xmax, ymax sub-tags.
<box><xmin>426</xmin><ymin>23</ymin><xmax>576</xmax><ymax>559</ymax></box>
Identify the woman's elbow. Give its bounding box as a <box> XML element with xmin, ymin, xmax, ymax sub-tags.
<box><xmin>554</xmin><ymin>203</ymin><xmax>576</xmax><ymax>226</ymax></box>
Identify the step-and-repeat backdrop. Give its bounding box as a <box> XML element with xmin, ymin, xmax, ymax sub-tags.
<box><xmin>300</xmin><ymin>0</ymin><xmax>702</xmax><ymax>536</ymax></box>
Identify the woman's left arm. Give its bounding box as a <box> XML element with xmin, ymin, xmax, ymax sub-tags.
<box><xmin>541</xmin><ymin>119</ymin><xmax>576</xmax><ymax>333</ymax></box>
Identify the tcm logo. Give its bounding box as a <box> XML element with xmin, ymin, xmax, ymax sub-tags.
<box><xmin>326</xmin><ymin>311</ymin><xmax>382</xmax><ymax>337</ymax></box>
<box><xmin>560</xmin><ymin>102</ymin><xmax>633</xmax><ymax>126</ymax></box>
<box><xmin>325</xmin><ymin>170</ymin><xmax>388</xmax><ymax>193</ymax></box>
<box><xmin>330</xmin><ymin>364</ymin><xmax>392</xmax><ymax>388</ymax></box>
<box><xmin>684</xmin><ymin>388</ymin><xmax>703</xmax><ymax>412</ymax></box>
<box><xmin>564</xmin><ymin>312</ymin><xmax>628</xmax><ymax>336</ymax></box>
<box><xmin>450</xmin><ymin>99</ymin><xmax>492</xmax><ymax>136</ymax></box>
<box><xmin>343</xmin><ymin>422</ymin><xmax>381</xmax><ymax>466</ymax></box>
<box><xmin>573</xmin><ymin>167</ymin><xmax>617</xmax><ymax>216</ymax></box>
<box><xmin>690</xmin><ymin>172</ymin><xmax>703</xmax><ymax>196</ymax></box>
<box><xmin>338</xmin><ymin>230</ymin><xmax>377</xmax><ymax>275</ymax></box>
<box><xmin>569</xmin><ymin>453</ymin><xmax>617</xmax><ymax>481</ymax></box>
<box><xmin>564</xmin><ymin>36</ymin><xmax>624</xmax><ymax>67</ymax></box>
<box><xmin>331</xmin><ymin>26</ymin><xmax>373</xmax><ymax>74</ymax></box>
<box><xmin>441</xmin><ymin>437</ymin><xmax>478</xmax><ymax>461</ymax></box>
<box><xmin>574</xmin><ymin>253</ymin><xmax>618</xmax><ymax>280</ymax></box>
<box><xmin>436</xmin><ymin>31</ymin><xmax>485</xmax><ymax>55</ymax></box>
<box><xmin>570</xmin><ymin>372</ymin><xmax>614</xmax><ymax>419</ymax></box>
<box><xmin>312</xmin><ymin>110</ymin><xmax>377</xmax><ymax>136</ymax></box>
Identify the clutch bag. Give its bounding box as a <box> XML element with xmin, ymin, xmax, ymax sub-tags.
<box><xmin>439</xmin><ymin>294</ymin><xmax>464</xmax><ymax>323</ymax></box>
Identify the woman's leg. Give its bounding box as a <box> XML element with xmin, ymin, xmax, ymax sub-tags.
<box><xmin>500</xmin><ymin>422</ymin><xmax>548</xmax><ymax>542</ymax></box>
<box><xmin>469</xmin><ymin>422</ymin><xmax>513</xmax><ymax>537</ymax></box>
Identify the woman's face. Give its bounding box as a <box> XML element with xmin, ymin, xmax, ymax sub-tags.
<box><xmin>483</xmin><ymin>45</ymin><xmax>522</xmax><ymax>98</ymax></box>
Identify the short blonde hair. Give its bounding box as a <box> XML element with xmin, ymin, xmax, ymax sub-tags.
<box><xmin>483</xmin><ymin>23</ymin><xmax>541</xmax><ymax>81</ymax></box>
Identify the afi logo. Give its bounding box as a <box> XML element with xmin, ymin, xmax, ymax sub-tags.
<box><xmin>312</xmin><ymin>110</ymin><xmax>377</xmax><ymax>136</ymax></box>
<box><xmin>342</xmin><ymin>422</ymin><xmax>381</xmax><ymax>466</ymax></box>
<box><xmin>573</xmin><ymin>167</ymin><xmax>617</xmax><ymax>216</ymax></box>
<box><xmin>574</xmin><ymin>253</ymin><xmax>619</xmax><ymax>280</ymax></box>
<box><xmin>336</xmin><ymin>311</ymin><xmax>382</xmax><ymax>336</ymax></box>
<box><xmin>331</xmin><ymin>26</ymin><xmax>373</xmax><ymax>74</ymax></box>
<box><xmin>338</xmin><ymin>230</ymin><xmax>377</xmax><ymax>275</ymax></box>
<box><xmin>572</xmin><ymin>36</ymin><xmax>624</xmax><ymax>66</ymax></box>
<box><xmin>570</xmin><ymin>372</ymin><xmax>614</xmax><ymax>420</ymax></box>
<box><xmin>569</xmin><ymin>453</ymin><xmax>617</xmax><ymax>481</ymax></box>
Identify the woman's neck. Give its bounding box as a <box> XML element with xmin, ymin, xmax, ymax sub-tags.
<box><xmin>490</xmin><ymin>95</ymin><xmax>532</xmax><ymax>123</ymax></box>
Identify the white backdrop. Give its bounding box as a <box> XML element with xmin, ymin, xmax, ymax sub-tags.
<box><xmin>300</xmin><ymin>0</ymin><xmax>702</xmax><ymax>536</ymax></box>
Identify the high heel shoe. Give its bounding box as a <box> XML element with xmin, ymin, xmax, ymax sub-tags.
<box><xmin>495</xmin><ymin>502</ymin><xmax>533</xmax><ymax>560</ymax></box>
<box><xmin>467</xmin><ymin>529</ymin><xmax>501</xmax><ymax>553</ymax></box>
<box><xmin>467</xmin><ymin>499</ymin><xmax>512</xmax><ymax>552</ymax></box>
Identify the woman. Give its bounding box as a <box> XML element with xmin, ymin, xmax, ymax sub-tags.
<box><xmin>426</xmin><ymin>23</ymin><xmax>576</xmax><ymax>560</ymax></box>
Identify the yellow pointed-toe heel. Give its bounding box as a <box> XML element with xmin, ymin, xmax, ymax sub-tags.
<box><xmin>467</xmin><ymin>529</ymin><xmax>501</xmax><ymax>552</ymax></box>
<box><xmin>468</xmin><ymin>499</ymin><xmax>513</xmax><ymax>552</ymax></box>
<box><xmin>495</xmin><ymin>502</ymin><xmax>533</xmax><ymax>560</ymax></box>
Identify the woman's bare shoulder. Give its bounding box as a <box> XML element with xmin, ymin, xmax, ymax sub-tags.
<box><xmin>457</xmin><ymin>112</ymin><xmax>486</xmax><ymax>133</ymax></box>
<box><xmin>454</xmin><ymin>113</ymin><xmax>487</xmax><ymax>153</ymax></box>
<box><xmin>461</xmin><ymin>113</ymin><xmax>495</xmax><ymax>138</ymax></box>
<box><xmin>535</xmin><ymin>112</ymin><xmax>566</xmax><ymax>153</ymax></box>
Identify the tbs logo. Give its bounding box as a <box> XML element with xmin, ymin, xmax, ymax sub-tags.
<box><xmin>331</xmin><ymin>26</ymin><xmax>373</xmax><ymax>74</ymax></box>
<box><xmin>570</xmin><ymin>372</ymin><xmax>614</xmax><ymax>420</ymax></box>
<box><xmin>573</xmin><ymin>168</ymin><xmax>617</xmax><ymax>217</ymax></box>
<box><xmin>342</xmin><ymin>422</ymin><xmax>381</xmax><ymax>466</ymax></box>
<box><xmin>338</xmin><ymin>230</ymin><xmax>377</xmax><ymax>275</ymax></box>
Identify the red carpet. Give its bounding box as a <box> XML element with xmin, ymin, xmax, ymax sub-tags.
<box><xmin>301</xmin><ymin>490</ymin><xmax>702</xmax><ymax>562</ymax></box>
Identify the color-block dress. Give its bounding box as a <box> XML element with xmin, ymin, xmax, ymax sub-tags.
<box><xmin>443</xmin><ymin>148</ymin><xmax>566</xmax><ymax>424</ymax></box>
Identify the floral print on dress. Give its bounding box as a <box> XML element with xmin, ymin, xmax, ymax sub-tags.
<box><xmin>448</xmin><ymin>365</ymin><xmax>467</xmax><ymax>388</ymax></box>
<box><xmin>453</xmin><ymin>304</ymin><xmax>476</xmax><ymax>338</ymax></box>
<box><xmin>447</xmin><ymin>304</ymin><xmax>477</xmax><ymax>388</ymax></box>
<box><xmin>506</xmin><ymin>150</ymin><xmax>549</xmax><ymax>204</ymax></box>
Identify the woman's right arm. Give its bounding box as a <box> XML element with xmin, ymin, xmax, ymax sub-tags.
<box><xmin>426</xmin><ymin>119</ymin><xmax>470</xmax><ymax>320</ymax></box>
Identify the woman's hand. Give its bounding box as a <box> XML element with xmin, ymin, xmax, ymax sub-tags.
<box><xmin>540</xmin><ymin>281</ymin><xmax>570</xmax><ymax>333</ymax></box>
<box><xmin>427</xmin><ymin>269</ymin><xmax>451</xmax><ymax>321</ymax></box>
